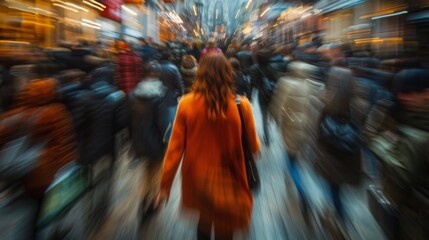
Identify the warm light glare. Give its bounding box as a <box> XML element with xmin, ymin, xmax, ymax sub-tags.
<box><xmin>246</xmin><ymin>0</ymin><xmax>252</xmax><ymax>9</ymax></box>
<box><xmin>83</xmin><ymin>0</ymin><xmax>104</xmax><ymax>11</ymax></box>
<box><xmin>82</xmin><ymin>18</ymin><xmax>101</xmax><ymax>26</ymax></box>
<box><xmin>89</xmin><ymin>0</ymin><xmax>105</xmax><ymax>8</ymax></box>
<box><xmin>0</xmin><ymin>40</ymin><xmax>30</xmax><ymax>44</ymax></box>
<box><xmin>53</xmin><ymin>3</ymin><xmax>79</xmax><ymax>13</ymax></box>
<box><xmin>260</xmin><ymin>7</ymin><xmax>270</xmax><ymax>17</ymax></box>
<box><xmin>193</xmin><ymin>5</ymin><xmax>197</xmax><ymax>16</ymax></box>
<box><xmin>81</xmin><ymin>22</ymin><xmax>100</xmax><ymax>29</ymax></box>
<box><xmin>65</xmin><ymin>2</ymin><xmax>89</xmax><ymax>12</ymax></box>
<box><xmin>122</xmin><ymin>5</ymin><xmax>137</xmax><ymax>16</ymax></box>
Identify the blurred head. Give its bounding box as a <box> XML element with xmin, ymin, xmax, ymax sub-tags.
<box><xmin>145</xmin><ymin>61</ymin><xmax>162</xmax><ymax>79</ymax></box>
<box><xmin>394</xmin><ymin>69</ymin><xmax>429</xmax><ymax>111</ymax></box>
<box><xmin>229</xmin><ymin>58</ymin><xmax>241</xmax><ymax>71</ymax></box>
<box><xmin>250</xmin><ymin>41</ymin><xmax>259</xmax><ymax>52</ymax></box>
<box><xmin>256</xmin><ymin>48</ymin><xmax>274</xmax><ymax>66</ymax></box>
<box><xmin>206</xmin><ymin>39</ymin><xmax>217</xmax><ymax>48</ymax></box>
<box><xmin>181</xmin><ymin>55</ymin><xmax>197</xmax><ymax>69</ymax></box>
<box><xmin>193</xmin><ymin>53</ymin><xmax>234</xmax><ymax>119</ymax></box>
<box><xmin>158</xmin><ymin>44</ymin><xmax>171</xmax><ymax>61</ymax></box>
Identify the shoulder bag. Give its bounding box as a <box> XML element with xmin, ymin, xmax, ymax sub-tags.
<box><xmin>236</xmin><ymin>96</ymin><xmax>260</xmax><ymax>191</ymax></box>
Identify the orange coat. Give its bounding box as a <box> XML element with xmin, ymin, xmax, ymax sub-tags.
<box><xmin>0</xmin><ymin>79</ymin><xmax>77</xmax><ymax>196</ymax></box>
<box><xmin>160</xmin><ymin>93</ymin><xmax>260</xmax><ymax>232</ymax></box>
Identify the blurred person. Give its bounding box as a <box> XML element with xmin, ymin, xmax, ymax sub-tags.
<box><xmin>0</xmin><ymin>78</ymin><xmax>77</xmax><ymax>238</ymax></box>
<box><xmin>117</xmin><ymin>41</ymin><xmax>142</xmax><ymax>94</ymax></box>
<box><xmin>229</xmin><ymin>58</ymin><xmax>251</xmax><ymax>99</ymax></box>
<box><xmin>269</xmin><ymin>62</ymin><xmax>321</xmax><ymax>217</ymax></box>
<box><xmin>139</xmin><ymin>38</ymin><xmax>159</xmax><ymax>64</ymax></box>
<box><xmin>200</xmin><ymin>39</ymin><xmax>223</xmax><ymax>59</ymax></box>
<box><xmin>157</xmin><ymin>53</ymin><xmax>260</xmax><ymax>240</ymax></box>
<box><xmin>189</xmin><ymin>41</ymin><xmax>202</xmax><ymax>62</ymax></box>
<box><xmin>236</xmin><ymin>44</ymin><xmax>255</xmax><ymax>75</ymax></box>
<box><xmin>128</xmin><ymin>63</ymin><xmax>170</xmax><ymax>216</ymax></box>
<box><xmin>225</xmin><ymin>41</ymin><xmax>241</xmax><ymax>59</ymax></box>
<box><xmin>158</xmin><ymin>45</ymin><xmax>185</xmax><ymax>141</ymax></box>
<box><xmin>180</xmin><ymin>55</ymin><xmax>198</xmax><ymax>94</ymax></box>
<box><xmin>292</xmin><ymin>42</ymin><xmax>320</xmax><ymax>66</ymax></box>
<box><xmin>249</xmin><ymin>49</ymin><xmax>278</xmax><ymax>145</ymax></box>
<box><xmin>314</xmin><ymin>67</ymin><xmax>362</xmax><ymax>225</ymax></box>
<box><xmin>368</xmin><ymin>69</ymin><xmax>429</xmax><ymax>239</ymax></box>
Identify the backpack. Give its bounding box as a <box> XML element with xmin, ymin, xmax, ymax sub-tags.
<box><xmin>129</xmin><ymin>93</ymin><xmax>166</xmax><ymax>160</ymax></box>
<box><xmin>319</xmin><ymin>89</ymin><xmax>361</xmax><ymax>154</ymax></box>
<box><xmin>320</xmin><ymin>115</ymin><xmax>361</xmax><ymax>154</ymax></box>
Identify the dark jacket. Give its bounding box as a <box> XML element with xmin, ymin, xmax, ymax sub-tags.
<box><xmin>79</xmin><ymin>80</ymin><xmax>128</xmax><ymax>165</ymax></box>
<box><xmin>234</xmin><ymin>70</ymin><xmax>251</xmax><ymax>99</ymax></box>
<box><xmin>129</xmin><ymin>80</ymin><xmax>168</xmax><ymax>160</ymax></box>
<box><xmin>249</xmin><ymin>63</ymin><xmax>278</xmax><ymax>106</ymax></box>
<box><xmin>314</xmin><ymin>67</ymin><xmax>362</xmax><ymax>186</ymax></box>
<box><xmin>159</xmin><ymin>60</ymin><xmax>184</xmax><ymax>107</ymax></box>
<box><xmin>189</xmin><ymin>47</ymin><xmax>201</xmax><ymax>62</ymax></box>
<box><xmin>236</xmin><ymin>50</ymin><xmax>254</xmax><ymax>75</ymax></box>
<box><xmin>139</xmin><ymin>45</ymin><xmax>158</xmax><ymax>63</ymax></box>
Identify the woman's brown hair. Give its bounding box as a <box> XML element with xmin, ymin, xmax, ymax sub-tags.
<box><xmin>193</xmin><ymin>53</ymin><xmax>234</xmax><ymax>119</ymax></box>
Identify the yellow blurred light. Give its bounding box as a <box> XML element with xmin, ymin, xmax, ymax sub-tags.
<box><xmin>81</xmin><ymin>22</ymin><xmax>100</xmax><ymax>29</ymax></box>
<box><xmin>193</xmin><ymin>5</ymin><xmax>197</xmax><ymax>16</ymax></box>
<box><xmin>83</xmin><ymin>0</ymin><xmax>104</xmax><ymax>11</ymax></box>
<box><xmin>82</xmin><ymin>18</ymin><xmax>100</xmax><ymax>26</ymax></box>
<box><xmin>260</xmin><ymin>7</ymin><xmax>270</xmax><ymax>17</ymax></box>
<box><xmin>0</xmin><ymin>40</ymin><xmax>30</xmax><ymax>44</ymax></box>
<box><xmin>89</xmin><ymin>0</ymin><xmax>105</xmax><ymax>8</ymax></box>
<box><xmin>53</xmin><ymin>3</ymin><xmax>79</xmax><ymax>12</ymax></box>
<box><xmin>65</xmin><ymin>2</ymin><xmax>89</xmax><ymax>12</ymax></box>
<box><xmin>246</xmin><ymin>0</ymin><xmax>252</xmax><ymax>9</ymax></box>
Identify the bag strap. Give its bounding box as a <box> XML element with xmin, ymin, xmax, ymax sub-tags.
<box><xmin>235</xmin><ymin>96</ymin><xmax>251</xmax><ymax>154</ymax></box>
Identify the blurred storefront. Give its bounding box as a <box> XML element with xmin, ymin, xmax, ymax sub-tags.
<box><xmin>0</xmin><ymin>0</ymin><xmax>57</xmax><ymax>46</ymax></box>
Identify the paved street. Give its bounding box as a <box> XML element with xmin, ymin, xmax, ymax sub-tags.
<box><xmin>88</xmin><ymin>95</ymin><xmax>387</xmax><ymax>240</ymax></box>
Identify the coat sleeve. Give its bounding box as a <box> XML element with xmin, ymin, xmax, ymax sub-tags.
<box><xmin>172</xmin><ymin>66</ymin><xmax>185</xmax><ymax>97</ymax></box>
<box><xmin>240</xmin><ymin>97</ymin><xmax>261</xmax><ymax>154</ymax></box>
<box><xmin>160</xmin><ymin>99</ymin><xmax>186</xmax><ymax>197</ymax></box>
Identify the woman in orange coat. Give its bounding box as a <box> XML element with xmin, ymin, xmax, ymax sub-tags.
<box><xmin>158</xmin><ymin>53</ymin><xmax>261</xmax><ymax>239</ymax></box>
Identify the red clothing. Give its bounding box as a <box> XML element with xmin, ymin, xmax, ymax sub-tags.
<box><xmin>160</xmin><ymin>93</ymin><xmax>260</xmax><ymax>232</ymax></box>
<box><xmin>200</xmin><ymin>47</ymin><xmax>223</xmax><ymax>59</ymax></box>
<box><xmin>117</xmin><ymin>50</ymin><xmax>142</xmax><ymax>94</ymax></box>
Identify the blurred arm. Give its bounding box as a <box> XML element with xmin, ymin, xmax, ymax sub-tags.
<box><xmin>160</xmin><ymin>100</ymin><xmax>186</xmax><ymax>197</ymax></box>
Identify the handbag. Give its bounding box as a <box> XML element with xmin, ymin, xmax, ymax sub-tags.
<box><xmin>367</xmin><ymin>184</ymin><xmax>399</xmax><ymax>240</ymax></box>
<box><xmin>236</xmin><ymin>96</ymin><xmax>260</xmax><ymax>191</ymax></box>
<box><xmin>37</xmin><ymin>162</ymin><xmax>89</xmax><ymax>228</ymax></box>
<box><xmin>0</xmin><ymin>109</ymin><xmax>46</xmax><ymax>181</ymax></box>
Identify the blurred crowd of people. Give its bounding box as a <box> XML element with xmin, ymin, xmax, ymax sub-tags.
<box><xmin>0</xmin><ymin>33</ymin><xmax>428</xmax><ymax>240</ymax></box>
